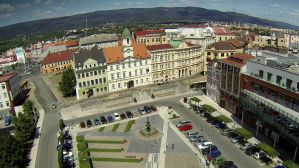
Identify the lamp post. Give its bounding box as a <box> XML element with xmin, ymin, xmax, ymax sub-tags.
<box><xmin>294</xmin><ymin>146</ymin><xmax>298</xmax><ymax>162</ymax></box>
<box><xmin>256</xmin><ymin>121</ymin><xmax>262</xmax><ymax>138</ymax></box>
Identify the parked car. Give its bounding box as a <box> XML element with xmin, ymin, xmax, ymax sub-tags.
<box><xmin>179</xmin><ymin>123</ymin><xmax>193</xmax><ymax>131</ymax></box>
<box><xmin>207</xmin><ymin>117</ymin><xmax>216</xmax><ymax>123</ymax></box>
<box><xmin>212</xmin><ymin>119</ymin><xmax>222</xmax><ymax>125</ymax></box>
<box><xmin>86</xmin><ymin>120</ymin><xmax>92</xmax><ymax>127</ymax></box>
<box><xmin>138</xmin><ymin>107</ymin><xmax>146</xmax><ymax>115</ymax></box>
<box><xmin>80</xmin><ymin>122</ymin><xmax>86</xmax><ymax>128</ymax></box>
<box><xmin>100</xmin><ymin>116</ymin><xmax>107</xmax><ymax>124</ymax></box>
<box><xmin>245</xmin><ymin>146</ymin><xmax>260</xmax><ymax>156</ymax></box>
<box><xmin>188</xmin><ymin>135</ymin><xmax>204</xmax><ymax>142</ymax></box>
<box><xmin>202</xmin><ymin>145</ymin><xmax>218</xmax><ymax>155</ymax></box>
<box><xmin>94</xmin><ymin>118</ymin><xmax>100</xmax><ymax>125</ymax></box>
<box><xmin>176</xmin><ymin>120</ymin><xmax>191</xmax><ymax>127</ymax></box>
<box><xmin>215</xmin><ymin>122</ymin><xmax>227</xmax><ymax>129</ymax></box>
<box><xmin>120</xmin><ymin>113</ymin><xmax>127</xmax><ymax>120</ymax></box>
<box><xmin>126</xmin><ymin>111</ymin><xmax>133</xmax><ymax>118</ymax></box>
<box><xmin>208</xmin><ymin>149</ymin><xmax>221</xmax><ymax>158</ymax></box>
<box><xmin>259</xmin><ymin>156</ymin><xmax>272</xmax><ymax>165</ymax></box>
<box><xmin>240</xmin><ymin>143</ymin><xmax>253</xmax><ymax>150</ymax></box>
<box><xmin>253</xmin><ymin>151</ymin><xmax>266</xmax><ymax>159</ymax></box>
<box><xmin>221</xmin><ymin>128</ymin><xmax>233</xmax><ymax>136</ymax></box>
<box><xmin>212</xmin><ymin>156</ymin><xmax>226</xmax><ymax>165</ymax></box>
<box><xmin>194</xmin><ymin>138</ymin><xmax>207</xmax><ymax>145</ymax></box>
<box><xmin>107</xmin><ymin>115</ymin><xmax>114</xmax><ymax>123</ymax></box>
<box><xmin>144</xmin><ymin>105</ymin><xmax>152</xmax><ymax>113</ymax></box>
<box><xmin>186</xmin><ymin>131</ymin><xmax>199</xmax><ymax>138</ymax></box>
<box><xmin>218</xmin><ymin>161</ymin><xmax>238</xmax><ymax>168</ymax></box>
<box><xmin>231</xmin><ymin>135</ymin><xmax>244</xmax><ymax>144</ymax></box>
<box><xmin>114</xmin><ymin>113</ymin><xmax>120</xmax><ymax>121</ymax></box>
<box><xmin>227</xmin><ymin>132</ymin><xmax>239</xmax><ymax>139</ymax></box>
<box><xmin>4</xmin><ymin>116</ymin><xmax>12</xmax><ymax>126</ymax></box>
<box><xmin>197</xmin><ymin>141</ymin><xmax>213</xmax><ymax>150</ymax></box>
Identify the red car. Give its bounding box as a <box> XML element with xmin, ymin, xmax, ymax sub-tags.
<box><xmin>179</xmin><ymin>124</ymin><xmax>193</xmax><ymax>131</ymax></box>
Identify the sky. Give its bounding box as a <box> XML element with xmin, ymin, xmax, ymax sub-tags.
<box><xmin>0</xmin><ymin>0</ymin><xmax>299</xmax><ymax>27</ymax></box>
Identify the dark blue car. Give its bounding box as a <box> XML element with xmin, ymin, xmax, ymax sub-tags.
<box><xmin>107</xmin><ymin>115</ymin><xmax>114</xmax><ymax>123</ymax></box>
<box><xmin>4</xmin><ymin>116</ymin><xmax>12</xmax><ymax>126</ymax></box>
<box><xmin>208</xmin><ymin>149</ymin><xmax>221</xmax><ymax>158</ymax></box>
<box><xmin>215</xmin><ymin>122</ymin><xmax>227</xmax><ymax>129</ymax></box>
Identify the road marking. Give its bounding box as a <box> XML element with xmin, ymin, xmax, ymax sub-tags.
<box><xmin>148</xmin><ymin>153</ymin><xmax>153</xmax><ymax>162</ymax></box>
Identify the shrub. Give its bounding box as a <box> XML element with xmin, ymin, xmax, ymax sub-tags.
<box><xmin>257</xmin><ymin>142</ymin><xmax>279</xmax><ymax>158</ymax></box>
<box><xmin>58</xmin><ymin>148</ymin><xmax>63</xmax><ymax>168</ymax></box>
<box><xmin>76</xmin><ymin>135</ymin><xmax>85</xmax><ymax>142</ymax></box>
<box><xmin>151</xmin><ymin>94</ymin><xmax>155</xmax><ymax>98</ymax></box>
<box><xmin>150</xmin><ymin>105</ymin><xmax>157</xmax><ymax>111</ymax></box>
<box><xmin>217</xmin><ymin>115</ymin><xmax>232</xmax><ymax>123</ymax></box>
<box><xmin>201</xmin><ymin>104</ymin><xmax>217</xmax><ymax>113</ymax></box>
<box><xmin>124</xmin><ymin>120</ymin><xmax>135</xmax><ymax>132</ymax></box>
<box><xmin>112</xmin><ymin>124</ymin><xmax>120</xmax><ymax>132</ymax></box>
<box><xmin>77</xmin><ymin>142</ymin><xmax>87</xmax><ymax>151</ymax></box>
<box><xmin>234</xmin><ymin>128</ymin><xmax>253</xmax><ymax>139</ymax></box>
<box><xmin>283</xmin><ymin>160</ymin><xmax>299</xmax><ymax>168</ymax></box>
<box><xmin>59</xmin><ymin>119</ymin><xmax>65</xmax><ymax>131</ymax></box>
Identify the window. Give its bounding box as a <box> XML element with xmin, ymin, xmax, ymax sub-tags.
<box><xmin>136</xmin><ymin>80</ymin><xmax>138</xmax><ymax>84</ymax></box>
<box><xmin>103</xmin><ymin>77</ymin><xmax>106</xmax><ymax>83</ymax></box>
<box><xmin>112</xmin><ymin>84</ymin><xmax>115</xmax><ymax>89</ymax></box>
<box><xmin>94</xmin><ymin>71</ymin><xmax>97</xmax><ymax>75</ymax></box>
<box><xmin>221</xmin><ymin>53</ymin><xmax>224</xmax><ymax>57</ymax></box>
<box><xmin>145</xmin><ymin>60</ymin><xmax>147</xmax><ymax>65</ymax></box>
<box><xmin>91</xmin><ymin>80</ymin><xmax>94</xmax><ymax>85</ymax></box>
<box><xmin>128</xmin><ymin>63</ymin><xmax>131</xmax><ymax>68</ymax></box>
<box><xmin>102</xmin><ymin>69</ymin><xmax>105</xmax><ymax>74</ymax></box>
<box><xmin>87</xmin><ymin>81</ymin><xmax>90</xmax><ymax>86</ymax></box>
<box><xmin>141</xmin><ymin>79</ymin><xmax>143</xmax><ymax>83</ymax></box>
<box><xmin>0</xmin><ymin>102</ymin><xmax>3</xmax><ymax>108</ymax></box>
<box><xmin>95</xmin><ymin>79</ymin><xmax>98</xmax><ymax>84</ymax></box>
<box><xmin>6</xmin><ymin>101</ymin><xmax>9</xmax><ymax>107</ymax></box>
<box><xmin>99</xmin><ymin>78</ymin><xmax>102</xmax><ymax>83</ymax></box>
<box><xmin>267</xmin><ymin>72</ymin><xmax>272</xmax><ymax>81</ymax></box>
<box><xmin>276</xmin><ymin>75</ymin><xmax>282</xmax><ymax>85</ymax></box>
<box><xmin>146</xmin><ymin>78</ymin><xmax>148</xmax><ymax>82</ymax></box>
<box><xmin>117</xmin><ymin>73</ymin><xmax>120</xmax><ymax>79</ymax></box>
<box><xmin>140</xmin><ymin>61</ymin><xmax>142</xmax><ymax>66</ymax></box>
<box><xmin>118</xmin><ymin>83</ymin><xmax>121</xmax><ymax>88</ymax></box>
<box><xmin>79</xmin><ymin>82</ymin><xmax>82</xmax><ymax>87</ymax></box>
<box><xmin>286</xmin><ymin>79</ymin><xmax>292</xmax><ymax>89</ymax></box>
<box><xmin>135</xmin><ymin>70</ymin><xmax>137</xmax><ymax>76</ymax></box>
<box><xmin>111</xmin><ymin>74</ymin><xmax>114</xmax><ymax>80</ymax></box>
<box><xmin>116</xmin><ymin>65</ymin><xmax>119</xmax><ymax>69</ymax></box>
<box><xmin>134</xmin><ymin>61</ymin><xmax>137</xmax><ymax>67</ymax></box>
<box><xmin>110</xmin><ymin>66</ymin><xmax>113</xmax><ymax>71</ymax></box>
<box><xmin>152</xmin><ymin>38</ymin><xmax>154</xmax><ymax>42</ymax></box>
<box><xmin>258</xmin><ymin>70</ymin><xmax>264</xmax><ymax>78</ymax></box>
<box><xmin>123</xmin><ymin>72</ymin><xmax>126</xmax><ymax>78</ymax></box>
<box><xmin>86</xmin><ymin>72</ymin><xmax>89</xmax><ymax>77</ymax></box>
<box><xmin>96</xmin><ymin>88</ymin><xmax>99</xmax><ymax>92</ymax></box>
<box><xmin>122</xmin><ymin>64</ymin><xmax>125</xmax><ymax>69</ymax></box>
<box><xmin>140</xmin><ymin>69</ymin><xmax>143</xmax><ymax>75</ymax></box>
<box><xmin>98</xmin><ymin>70</ymin><xmax>101</xmax><ymax>75</ymax></box>
<box><xmin>83</xmin><ymin>82</ymin><xmax>86</xmax><ymax>87</ymax></box>
<box><xmin>90</xmin><ymin>71</ymin><xmax>93</xmax><ymax>76</ymax></box>
<box><xmin>129</xmin><ymin>72</ymin><xmax>132</xmax><ymax>77</ymax></box>
<box><xmin>77</xmin><ymin>74</ymin><xmax>81</xmax><ymax>79</ymax></box>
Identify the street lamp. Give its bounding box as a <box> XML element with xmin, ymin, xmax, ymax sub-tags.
<box><xmin>256</xmin><ymin>121</ymin><xmax>262</xmax><ymax>138</ymax></box>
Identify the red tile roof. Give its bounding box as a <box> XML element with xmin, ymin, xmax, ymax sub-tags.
<box><xmin>0</xmin><ymin>55</ymin><xmax>17</xmax><ymax>64</ymax></box>
<box><xmin>0</xmin><ymin>72</ymin><xmax>17</xmax><ymax>83</ymax></box>
<box><xmin>135</xmin><ymin>29</ymin><xmax>165</xmax><ymax>37</ymax></box>
<box><xmin>65</xmin><ymin>40</ymin><xmax>79</xmax><ymax>47</ymax></box>
<box><xmin>221</xmin><ymin>53</ymin><xmax>254</xmax><ymax>68</ymax></box>
<box><xmin>208</xmin><ymin>42</ymin><xmax>236</xmax><ymax>50</ymax></box>
<box><xmin>42</xmin><ymin>50</ymin><xmax>75</xmax><ymax>65</ymax></box>
<box><xmin>146</xmin><ymin>44</ymin><xmax>173</xmax><ymax>51</ymax></box>
<box><xmin>103</xmin><ymin>41</ymin><xmax>150</xmax><ymax>64</ymax></box>
<box><xmin>213</xmin><ymin>27</ymin><xmax>235</xmax><ymax>36</ymax></box>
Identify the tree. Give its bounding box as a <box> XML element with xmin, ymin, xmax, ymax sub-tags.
<box><xmin>0</xmin><ymin>133</ymin><xmax>28</xmax><ymax>168</ymax></box>
<box><xmin>59</xmin><ymin>69</ymin><xmax>76</xmax><ymax>97</ymax></box>
<box><xmin>22</xmin><ymin>100</ymin><xmax>33</xmax><ymax>115</ymax></box>
<box><xmin>13</xmin><ymin>112</ymin><xmax>35</xmax><ymax>142</ymax></box>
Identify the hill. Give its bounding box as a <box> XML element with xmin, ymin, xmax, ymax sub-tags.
<box><xmin>0</xmin><ymin>7</ymin><xmax>298</xmax><ymax>40</ymax></box>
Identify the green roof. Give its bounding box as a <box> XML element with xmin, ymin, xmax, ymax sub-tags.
<box><xmin>170</xmin><ymin>40</ymin><xmax>181</xmax><ymax>48</ymax></box>
<box><xmin>122</xmin><ymin>29</ymin><xmax>131</xmax><ymax>39</ymax></box>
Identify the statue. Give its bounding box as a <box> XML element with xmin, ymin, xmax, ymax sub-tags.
<box><xmin>146</xmin><ymin>117</ymin><xmax>151</xmax><ymax>133</ymax></box>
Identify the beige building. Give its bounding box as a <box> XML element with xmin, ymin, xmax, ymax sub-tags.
<box><xmin>134</xmin><ymin>29</ymin><xmax>168</xmax><ymax>46</ymax></box>
<box><xmin>147</xmin><ymin>42</ymin><xmax>204</xmax><ymax>83</ymax></box>
<box><xmin>213</xmin><ymin>27</ymin><xmax>236</xmax><ymax>42</ymax></box>
<box><xmin>205</xmin><ymin>39</ymin><xmax>245</xmax><ymax>61</ymax></box>
<box><xmin>254</xmin><ymin>33</ymin><xmax>288</xmax><ymax>48</ymax></box>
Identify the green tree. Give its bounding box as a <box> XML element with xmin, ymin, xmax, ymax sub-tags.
<box><xmin>0</xmin><ymin>133</ymin><xmax>28</xmax><ymax>168</ymax></box>
<box><xmin>59</xmin><ymin>119</ymin><xmax>65</xmax><ymax>131</ymax></box>
<box><xmin>59</xmin><ymin>69</ymin><xmax>76</xmax><ymax>97</ymax></box>
<box><xmin>13</xmin><ymin>102</ymin><xmax>35</xmax><ymax>142</ymax></box>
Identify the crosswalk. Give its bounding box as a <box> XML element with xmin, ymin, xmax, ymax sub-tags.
<box><xmin>146</xmin><ymin>153</ymin><xmax>159</xmax><ymax>168</ymax></box>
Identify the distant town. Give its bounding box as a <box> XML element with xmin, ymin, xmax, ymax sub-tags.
<box><xmin>0</xmin><ymin>18</ymin><xmax>299</xmax><ymax>168</ymax></box>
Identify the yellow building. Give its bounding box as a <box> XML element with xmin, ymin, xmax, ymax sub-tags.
<box><xmin>134</xmin><ymin>29</ymin><xmax>168</xmax><ymax>46</ymax></box>
<box><xmin>213</xmin><ymin>27</ymin><xmax>236</xmax><ymax>42</ymax></box>
<box><xmin>42</xmin><ymin>50</ymin><xmax>75</xmax><ymax>73</ymax></box>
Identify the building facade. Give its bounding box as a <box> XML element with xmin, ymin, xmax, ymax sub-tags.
<box><xmin>42</xmin><ymin>50</ymin><xmax>75</xmax><ymax>74</ymax></box>
<box><xmin>219</xmin><ymin>53</ymin><xmax>254</xmax><ymax>114</ymax></box>
<box><xmin>104</xmin><ymin>29</ymin><xmax>151</xmax><ymax>92</ymax></box>
<box><xmin>213</xmin><ymin>27</ymin><xmax>236</xmax><ymax>42</ymax></box>
<box><xmin>74</xmin><ymin>48</ymin><xmax>108</xmax><ymax>99</ymax></box>
<box><xmin>135</xmin><ymin>29</ymin><xmax>168</xmax><ymax>46</ymax></box>
<box><xmin>205</xmin><ymin>40</ymin><xmax>244</xmax><ymax>61</ymax></box>
<box><xmin>148</xmin><ymin>42</ymin><xmax>204</xmax><ymax>83</ymax></box>
<box><xmin>239</xmin><ymin>51</ymin><xmax>299</xmax><ymax>161</ymax></box>
<box><xmin>207</xmin><ymin>61</ymin><xmax>221</xmax><ymax>105</ymax></box>
<box><xmin>0</xmin><ymin>72</ymin><xmax>21</xmax><ymax>116</ymax></box>
<box><xmin>79</xmin><ymin>34</ymin><xmax>119</xmax><ymax>49</ymax></box>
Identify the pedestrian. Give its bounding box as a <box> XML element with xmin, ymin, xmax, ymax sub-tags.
<box><xmin>172</xmin><ymin>143</ymin><xmax>174</xmax><ymax>149</ymax></box>
<box><xmin>166</xmin><ymin>142</ymin><xmax>169</xmax><ymax>148</ymax></box>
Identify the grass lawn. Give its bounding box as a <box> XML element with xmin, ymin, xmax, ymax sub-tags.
<box><xmin>283</xmin><ymin>160</ymin><xmax>299</xmax><ymax>168</ymax></box>
<box><xmin>234</xmin><ymin>128</ymin><xmax>253</xmax><ymax>139</ymax></box>
<box><xmin>88</xmin><ymin>148</ymin><xmax>123</xmax><ymax>152</ymax></box>
<box><xmin>85</xmin><ymin>140</ymin><xmax>125</xmax><ymax>144</ymax></box>
<box><xmin>77</xmin><ymin>142</ymin><xmax>87</xmax><ymax>151</ymax></box>
<box><xmin>98</xmin><ymin>127</ymin><xmax>105</xmax><ymax>132</ymax></box>
<box><xmin>217</xmin><ymin>115</ymin><xmax>232</xmax><ymax>123</ymax></box>
<box><xmin>257</xmin><ymin>142</ymin><xmax>279</xmax><ymax>158</ymax></box>
<box><xmin>79</xmin><ymin>161</ymin><xmax>91</xmax><ymax>168</ymax></box>
<box><xmin>201</xmin><ymin>104</ymin><xmax>217</xmax><ymax>113</ymax></box>
<box><xmin>170</xmin><ymin>114</ymin><xmax>180</xmax><ymax>119</ymax></box>
<box><xmin>76</xmin><ymin>135</ymin><xmax>85</xmax><ymax>142</ymax></box>
<box><xmin>92</xmin><ymin>157</ymin><xmax>142</xmax><ymax>163</ymax></box>
<box><xmin>124</xmin><ymin>120</ymin><xmax>135</xmax><ymax>132</ymax></box>
<box><xmin>112</xmin><ymin>123</ymin><xmax>120</xmax><ymax>132</ymax></box>
<box><xmin>190</xmin><ymin>97</ymin><xmax>201</xmax><ymax>102</ymax></box>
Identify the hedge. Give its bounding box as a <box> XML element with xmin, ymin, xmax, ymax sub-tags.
<box><xmin>92</xmin><ymin>157</ymin><xmax>142</xmax><ymax>163</ymax></box>
<box><xmin>112</xmin><ymin>123</ymin><xmax>120</xmax><ymax>132</ymax></box>
<box><xmin>257</xmin><ymin>142</ymin><xmax>279</xmax><ymax>158</ymax></box>
<box><xmin>77</xmin><ymin>142</ymin><xmax>87</xmax><ymax>152</ymax></box>
<box><xmin>76</xmin><ymin>135</ymin><xmax>85</xmax><ymax>142</ymax></box>
<box><xmin>217</xmin><ymin>115</ymin><xmax>232</xmax><ymax>123</ymax></box>
<box><xmin>98</xmin><ymin>127</ymin><xmax>105</xmax><ymax>132</ymax></box>
<box><xmin>234</xmin><ymin>128</ymin><xmax>253</xmax><ymax>139</ymax></box>
<box><xmin>190</xmin><ymin>97</ymin><xmax>201</xmax><ymax>102</ymax></box>
<box><xmin>201</xmin><ymin>104</ymin><xmax>217</xmax><ymax>113</ymax></box>
<box><xmin>283</xmin><ymin>160</ymin><xmax>299</xmax><ymax>168</ymax></box>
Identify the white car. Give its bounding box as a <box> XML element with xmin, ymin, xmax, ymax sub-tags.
<box><xmin>114</xmin><ymin>113</ymin><xmax>120</xmax><ymax>121</ymax></box>
<box><xmin>176</xmin><ymin>120</ymin><xmax>191</xmax><ymax>127</ymax></box>
<box><xmin>253</xmin><ymin>151</ymin><xmax>266</xmax><ymax>159</ymax></box>
<box><xmin>197</xmin><ymin>142</ymin><xmax>212</xmax><ymax>150</ymax></box>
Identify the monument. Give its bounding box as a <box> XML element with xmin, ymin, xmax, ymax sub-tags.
<box><xmin>139</xmin><ymin>117</ymin><xmax>160</xmax><ymax>139</ymax></box>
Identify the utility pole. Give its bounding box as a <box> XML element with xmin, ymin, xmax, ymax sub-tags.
<box><xmin>294</xmin><ymin>146</ymin><xmax>298</xmax><ymax>161</ymax></box>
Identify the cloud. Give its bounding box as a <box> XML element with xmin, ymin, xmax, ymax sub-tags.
<box><xmin>34</xmin><ymin>0</ymin><xmax>41</xmax><ymax>3</ymax></box>
<box><xmin>0</xmin><ymin>13</ymin><xmax>11</xmax><ymax>19</ymax></box>
<box><xmin>17</xmin><ymin>3</ymin><xmax>31</xmax><ymax>8</ymax></box>
<box><xmin>44</xmin><ymin>0</ymin><xmax>54</xmax><ymax>5</ymax></box>
<box><xmin>0</xmin><ymin>3</ymin><xmax>15</xmax><ymax>12</ymax></box>
<box><xmin>289</xmin><ymin>9</ymin><xmax>299</xmax><ymax>16</ymax></box>
<box><xmin>270</xmin><ymin>4</ymin><xmax>280</xmax><ymax>7</ymax></box>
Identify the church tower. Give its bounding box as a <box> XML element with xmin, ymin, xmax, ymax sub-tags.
<box><xmin>122</xmin><ymin>29</ymin><xmax>133</xmax><ymax>58</ymax></box>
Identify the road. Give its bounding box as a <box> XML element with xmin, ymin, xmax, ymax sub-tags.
<box><xmin>64</xmin><ymin>96</ymin><xmax>267</xmax><ymax>168</ymax></box>
<box><xmin>28</xmin><ymin>72</ymin><xmax>60</xmax><ymax>168</ymax></box>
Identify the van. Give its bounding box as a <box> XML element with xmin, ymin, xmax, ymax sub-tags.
<box><xmin>176</xmin><ymin>120</ymin><xmax>191</xmax><ymax>127</ymax></box>
<box><xmin>198</xmin><ymin>141</ymin><xmax>213</xmax><ymax>150</ymax></box>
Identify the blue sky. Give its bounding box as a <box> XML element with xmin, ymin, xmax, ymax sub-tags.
<box><xmin>0</xmin><ymin>0</ymin><xmax>299</xmax><ymax>27</ymax></box>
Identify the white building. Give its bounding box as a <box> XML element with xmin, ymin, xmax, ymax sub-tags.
<box><xmin>15</xmin><ymin>47</ymin><xmax>26</xmax><ymax>64</ymax></box>
<box><xmin>103</xmin><ymin>29</ymin><xmax>151</xmax><ymax>92</ymax></box>
<box><xmin>0</xmin><ymin>72</ymin><xmax>21</xmax><ymax>116</ymax></box>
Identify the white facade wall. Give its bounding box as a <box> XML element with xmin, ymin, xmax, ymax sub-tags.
<box><xmin>0</xmin><ymin>82</ymin><xmax>10</xmax><ymax>111</ymax></box>
<box><xmin>107</xmin><ymin>58</ymin><xmax>151</xmax><ymax>92</ymax></box>
<box><xmin>80</xmin><ymin>41</ymin><xmax>118</xmax><ymax>50</ymax></box>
